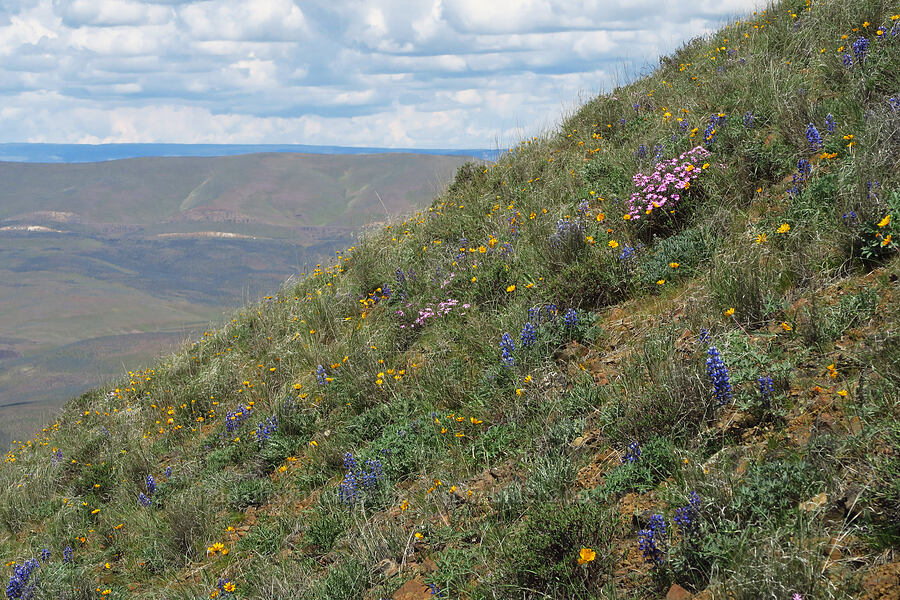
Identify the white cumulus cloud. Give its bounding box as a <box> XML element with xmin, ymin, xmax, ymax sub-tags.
<box><xmin>0</xmin><ymin>0</ymin><xmax>764</xmax><ymax>148</ymax></box>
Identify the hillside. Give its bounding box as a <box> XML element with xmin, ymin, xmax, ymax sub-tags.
<box><xmin>0</xmin><ymin>152</ymin><xmax>473</xmax><ymax>446</ymax></box>
<box><xmin>1</xmin><ymin>1</ymin><xmax>899</xmax><ymax>599</ymax></box>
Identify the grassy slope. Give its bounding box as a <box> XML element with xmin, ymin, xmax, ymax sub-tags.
<box><xmin>1</xmin><ymin>1</ymin><xmax>899</xmax><ymax>599</ymax></box>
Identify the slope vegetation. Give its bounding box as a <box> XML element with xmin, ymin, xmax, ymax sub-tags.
<box><xmin>1</xmin><ymin>2</ymin><xmax>899</xmax><ymax>599</ymax></box>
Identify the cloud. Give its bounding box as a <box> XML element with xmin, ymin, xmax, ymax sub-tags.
<box><xmin>54</xmin><ymin>0</ymin><xmax>173</xmax><ymax>27</ymax></box>
<box><xmin>0</xmin><ymin>0</ymin><xmax>763</xmax><ymax>148</ymax></box>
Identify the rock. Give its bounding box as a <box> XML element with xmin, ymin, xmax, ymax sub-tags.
<box><xmin>666</xmin><ymin>583</ymin><xmax>693</xmax><ymax>600</ymax></box>
<box><xmin>393</xmin><ymin>577</ymin><xmax>433</xmax><ymax>600</ymax></box>
<box><xmin>799</xmin><ymin>492</ymin><xmax>828</xmax><ymax>512</ymax></box>
<box><xmin>418</xmin><ymin>558</ymin><xmax>438</xmax><ymax>573</ymax></box>
<box><xmin>374</xmin><ymin>558</ymin><xmax>399</xmax><ymax>578</ymax></box>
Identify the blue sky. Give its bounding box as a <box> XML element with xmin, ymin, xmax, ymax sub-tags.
<box><xmin>0</xmin><ymin>0</ymin><xmax>761</xmax><ymax>149</ymax></box>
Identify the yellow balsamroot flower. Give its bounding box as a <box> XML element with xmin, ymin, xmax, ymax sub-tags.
<box><xmin>837</xmin><ymin>389</ymin><xmax>849</xmax><ymax>397</ymax></box>
<box><xmin>578</xmin><ymin>547</ymin><xmax>596</xmax><ymax>564</ymax></box>
<box><xmin>223</xmin><ymin>582</ymin><xmax>236</xmax><ymax>593</ymax></box>
<box><xmin>657</xmin><ymin>279</ymin><xmax>666</xmax><ymax>285</ymax></box>
<box><xmin>777</xmin><ymin>223</ymin><xmax>790</xmax><ymax>234</ymax></box>
<box><xmin>724</xmin><ymin>307</ymin><xmax>735</xmax><ymax>316</ymax></box>
<box><xmin>608</xmin><ymin>240</ymin><xmax>619</xmax><ymax>248</ymax></box>
<box><xmin>781</xmin><ymin>322</ymin><xmax>792</xmax><ymax>332</ymax></box>
<box><xmin>506</xmin><ymin>284</ymin><xmax>516</xmax><ymax>293</ymax></box>
<box><xmin>669</xmin><ymin>262</ymin><xmax>680</xmax><ymax>268</ymax></box>
<box><xmin>756</xmin><ymin>233</ymin><xmax>767</xmax><ymax>244</ymax></box>
<box><xmin>882</xmin><ymin>234</ymin><xmax>892</xmax><ymax>247</ymax></box>
<box><xmin>207</xmin><ymin>542</ymin><xmax>229</xmax><ymax>557</ymax></box>
<box><xmin>877</xmin><ymin>214</ymin><xmax>891</xmax><ymax>228</ymax></box>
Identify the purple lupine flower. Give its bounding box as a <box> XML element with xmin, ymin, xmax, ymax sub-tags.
<box><xmin>806</xmin><ymin>123</ymin><xmax>823</xmax><ymax>150</ymax></box>
<box><xmin>852</xmin><ymin>36</ymin><xmax>870</xmax><ymax>63</ymax></box>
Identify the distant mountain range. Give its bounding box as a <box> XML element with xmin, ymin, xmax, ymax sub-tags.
<box><xmin>0</xmin><ymin>143</ymin><xmax>499</xmax><ymax>163</ymax></box>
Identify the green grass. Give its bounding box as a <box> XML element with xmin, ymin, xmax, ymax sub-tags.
<box><xmin>0</xmin><ymin>1</ymin><xmax>899</xmax><ymax>598</ymax></box>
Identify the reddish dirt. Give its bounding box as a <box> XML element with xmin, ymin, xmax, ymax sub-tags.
<box><xmin>859</xmin><ymin>562</ymin><xmax>900</xmax><ymax>600</ymax></box>
<box><xmin>392</xmin><ymin>577</ymin><xmax>434</xmax><ymax>600</ymax></box>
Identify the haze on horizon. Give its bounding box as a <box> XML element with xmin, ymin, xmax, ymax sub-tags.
<box><xmin>1</xmin><ymin>0</ymin><xmax>761</xmax><ymax>150</ymax></box>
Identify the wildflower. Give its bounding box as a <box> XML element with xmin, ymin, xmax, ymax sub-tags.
<box><xmin>842</xmin><ymin>53</ymin><xmax>852</xmax><ymax>67</ymax></box>
<box><xmin>878</xmin><ymin>214</ymin><xmax>891</xmax><ymax>228</ymax></box>
<box><xmin>138</xmin><ymin>493</ymin><xmax>151</xmax><ymax>507</ymax></box>
<box><xmin>837</xmin><ymin>389</ymin><xmax>848</xmax><ymax>397</ymax></box>
<box><xmin>824</xmin><ymin>113</ymin><xmax>836</xmax><ymax>134</ymax></box>
<box><xmin>608</xmin><ymin>240</ymin><xmax>619</xmax><ymax>248</ymax></box>
<box><xmin>63</xmin><ymin>546</ymin><xmax>73</xmax><ymax>563</ymax></box>
<box><xmin>669</xmin><ymin>262</ymin><xmax>680</xmax><ymax>268</ymax></box>
<box><xmin>804</xmin><ymin>123</ymin><xmax>823</xmax><ymax>151</ymax></box>
<box><xmin>698</xmin><ymin>328</ymin><xmax>710</xmax><ymax>343</ymax></box>
<box><xmin>500</xmin><ymin>333</ymin><xmax>515</xmax><ymax>366</ymax></box>
<box><xmin>781</xmin><ymin>322</ymin><xmax>792</xmax><ymax>331</ymax></box>
<box><xmin>756</xmin><ymin>233</ymin><xmax>767</xmax><ymax>244</ymax></box>
<box><xmin>724</xmin><ymin>307</ymin><xmax>735</xmax><ymax>316</ymax></box>
<box><xmin>577</xmin><ymin>548</ymin><xmax>596</xmax><ymax>564</ymax></box>
<box><xmin>520</xmin><ymin>322</ymin><xmax>536</xmax><ymax>347</ymax></box>
<box><xmin>882</xmin><ymin>234</ymin><xmax>893</xmax><ymax>247</ymax></box>
<box><xmin>563</xmin><ymin>308</ymin><xmax>578</xmax><ymax>328</ymax></box>
<box><xmin>657</xmin><ymin>279</ymin><xmax>665</xmax><ymax>285</ymax></box>
<box><xmin>146</xmin><ymin>474</ymin><xmax>156</xmax><ymax>496</ymax></box>
<box><xmin>316</xmin><ymin>364</ymin><xmax>328</xmax><ymax>385</ymax></box>
<box><xmin>777</xmin><ymin>223</ymin><xmax>791</xmax><ymax>233</ymax></box>
<box><xmin>743</xmin><ymin>111</ymin><xmax>754</xmax><ymax>128</ymax></box>
<box><xmin>622</xmin><ymin>441</ymin><xmax>641</xmax><ymax>464</ymax></box>
<box><xmin>40</xmin><ymin>549</ymin><xmax>50</xmax><ymax>563</ymax></box>
<box><xmin>618</xmin><ymin>244</ymin><xmax>637</xmax><ymax>261</ymax></box>
<box><xmin>852</xmin><ymin>36</ymin><xmax>870</xmax><ymax>63</ymax></box>
<box><xmin>6</xmin><ymin>558</ymin><xmax>40</xmax><ymax>599</ymax></box>
<box><xmin>638</xmin><ymin>514</ymin><xmax>667</xmax><ymax>565</ymax></box>
<box><xmin>673</xmin><ymin>491</ymin><xmax>701</xmax><ymax>537</ymax></box>
<box><xmin>706</xmin><ymin>346</ymin><xmax>733</xmax><ymax>404</ymax></box>
<box><xmin>506</xmin><ymin>284</ymin><xmax>516</xmax><ymax>293</ymax></box>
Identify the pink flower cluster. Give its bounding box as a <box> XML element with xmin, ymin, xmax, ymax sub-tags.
<box><xmin>397</xmin><ymin>298</ymin><xmax>470</xmax><ymax>329</ymax></box>
<box><xmin>626</xmin><ymin>146</ymin><xmax>711</xmax><ymax>220</ymax></box>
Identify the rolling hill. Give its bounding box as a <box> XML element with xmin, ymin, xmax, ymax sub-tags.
<box><xmin>0</xmin><ymin>152</ymin><xmax>476</xmax><ymax>445</ymax></box>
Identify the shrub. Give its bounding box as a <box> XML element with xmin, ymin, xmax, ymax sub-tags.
<box><xmin>595</xmin><ymin>436</ymin><xmax>678</xmax><ymax>499</ymax></box>
<box><xmin>505</xmin><ymin>501</ymin><xmax>616</xmax><ymax>597</ymax></box>
<box><xmin>227</xmin><ymin>478</ymin><xmax>274</xmax><ymax>510</ymax></box>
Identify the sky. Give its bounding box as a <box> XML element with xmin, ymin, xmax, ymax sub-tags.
<box><xmin>0</xmin><ymin>0</ymin><xmax>762</xmax><ymax>149</ymax></box>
